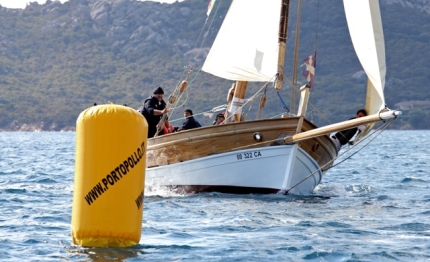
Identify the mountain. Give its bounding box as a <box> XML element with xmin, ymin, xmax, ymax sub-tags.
<box><xmin>0</xmin><ymin>0</ymin><xmax>429</xmax><ymax>131</ymax></box>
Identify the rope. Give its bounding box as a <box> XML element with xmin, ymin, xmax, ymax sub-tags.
<box><xmin>219</xmin><ymin>76</ymin><xmax>278</xmax><ymax>124</ymax></box>
<box><xmin>315</xmin><ymin>0</ymin><xmax>320</xmax><ymax>52</ymax></box>
<box><xmin>256</xmin><ymin>84</ymin><xmax>268</xmax><ymax>119</ymax></box>
<box><xmin>283</xmin><ymin>118</ymin><xmax>395</xmax><ymax>194</ymax></box>
<box><xmin>322</xmin><ymin>119</ymin><xmax>393</xmax><ymax>171</ymax></box>
<box><xmin>168</xmin><ymin>104</ymin><xmax>228</xmax><ymax>123</ymax></box>
<box><xmin>166</xmin><ymin>74</ymin><xmax>276</xmax><ymax>126</ymax></box>
<box><xmin>276</xmin><ymin>90</ymin><xmax>290</xmax><ymax>112</ymax></box>
<box><xmin>183</xmin><ymin>0</ymin><xmax>223</xmax><ymax>72</ymax></box>
<box><xmin>155</xmin><ymin>68</ymin><xmax>193</xmax><ymax>137</ymax></box>
<box><xmin>160</xmin><ymin>0</ymin><xmax>224</xmax><ymax>125</ymax></box>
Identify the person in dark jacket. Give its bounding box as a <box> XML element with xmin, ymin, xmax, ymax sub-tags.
<box><xmin>137</xmin><ymin>87</ymin><xmax>169</xmax><ymax>138</ymax></box>
<box><xmin>331</xmin><ymin>108</ymin><xmax>368</xmax><ymax>151</ymax></box>
<box><xmin>213</xmin><ymin>113</ymin><xmax>225</xmax><ymax>125</ymax></box>
<box><xmin>177</xmin><ymin>109</ymin><xmax>201</xmax><ymax>131</ymax></box>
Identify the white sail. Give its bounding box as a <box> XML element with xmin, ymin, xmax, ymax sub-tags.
<box><xmin>202</xmin><ymin>0</ymin><xmax>280</xmax><ymax>82</ymax></box>
<box><xmin>343</xmin><ymin>0</ymin><xmax>386</xmax><ymax>115</ymax></box>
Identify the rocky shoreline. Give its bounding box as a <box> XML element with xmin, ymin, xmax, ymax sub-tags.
<box><xmin>0</xmin><ymin>124</ymin><xmax>76</xmax><ymax>132</ymax></box>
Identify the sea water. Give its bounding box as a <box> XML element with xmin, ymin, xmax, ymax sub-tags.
<box><xmin>0</xmin><ymin>130</ymin><xmax>429</xmax><ymax>261</ymax></box>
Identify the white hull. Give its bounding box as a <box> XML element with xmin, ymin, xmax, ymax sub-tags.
<box><xmin>146</xmin><ymin>144</ymin><xmax>323</xmax><ymax>195</ymax></box>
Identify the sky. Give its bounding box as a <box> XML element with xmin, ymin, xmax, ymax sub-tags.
<box><xmin>0</xmin><ymin>0</ymin><xmax>65</xmax><ymax>9</ymax></box>
<box><xmin>0</xmin><ymin>0</ymin><xmax>177</xmax><ymax>9</ymax></box>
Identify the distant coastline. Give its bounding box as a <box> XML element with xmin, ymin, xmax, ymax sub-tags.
<box><xmin>0</xmin><ymin>125</ymin><xmax>76</xmax><ymax>132</ymax></box>
<box><xmin>0</xmin><ymin>124</ymin><xmax>423</xmax><ymax>132</ymax></box>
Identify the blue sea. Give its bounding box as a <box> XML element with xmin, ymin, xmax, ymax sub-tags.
<box><xmin>0</xmin><ymin>130</ymin><xmax>429</xmax><ymax>261</ymax></box>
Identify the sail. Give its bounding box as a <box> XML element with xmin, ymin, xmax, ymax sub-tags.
<box><xmin>202</xmin><ymin>0</ymin><xmax>281</xmax><ymax>82</ymax></box>
<box><xmin>343</xmin><ymin>0</ymin><xmax>386</xmax><ymax>115</ymax></box>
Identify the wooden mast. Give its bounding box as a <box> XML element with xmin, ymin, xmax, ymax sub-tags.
<box><xmin>290</xmin><ymin>0</ymin><xmax>302</xmax><ymax>113</ymax></box>
<box><xmin>275</xmin><ymin>0</ymin><xmax>290</xmax><ymax>91</ymax></box>
<box><xmin>225</xmin><ymin>81</ymin><xmax>248</xmax><ymax>123</ymax></box>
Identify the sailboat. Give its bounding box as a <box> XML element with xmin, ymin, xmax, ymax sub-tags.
<box><xmin>145</xmin><ymin>0</ymin><xmax>400</xmax><ymax>195</ymax></box>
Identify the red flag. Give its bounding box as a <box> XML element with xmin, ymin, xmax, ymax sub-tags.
<box><xmin>302</xmin><ymin>52</ymin><xmax>316</xmax><ymax>88</ymax></box>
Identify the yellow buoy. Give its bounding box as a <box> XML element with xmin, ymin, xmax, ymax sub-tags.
<box><xmin>71</xmin><ymin>104</ymin><xmax>147</xmax><ymax>247</ymax></box>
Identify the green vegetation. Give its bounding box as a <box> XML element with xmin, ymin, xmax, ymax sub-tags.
<box><xmin>0</xmin><ymin>0</ymin><xmax>428</xmax><ymax>130</ymax></box>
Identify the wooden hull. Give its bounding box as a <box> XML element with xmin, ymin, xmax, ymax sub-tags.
<box><xmin>146</xmin><ymin>117</ymin><xmax>337</xmax><ymax>195</ymax></box>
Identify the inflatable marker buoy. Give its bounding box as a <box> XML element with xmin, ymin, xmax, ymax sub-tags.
<box><xmin>71</xmin><ymin>104</ymin><xmax>147</xmax><ymax>247</ymax></box>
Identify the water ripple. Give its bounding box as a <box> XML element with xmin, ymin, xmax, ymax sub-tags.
<box><xmin>0</xmin><ymin>131</ymin><xmax>429</xmax><ymax>261</ymax></box>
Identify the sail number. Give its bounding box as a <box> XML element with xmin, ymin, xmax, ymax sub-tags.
<box><xmin>236</xmin><ymin>151</ymin><xmax>262</xmax><ymax>160</ymax></box>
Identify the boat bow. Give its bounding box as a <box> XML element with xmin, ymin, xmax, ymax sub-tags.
<box><xmin>284</xmin><ymin>109</ymin><xmax>401</xmax><ymax>144</ymax></box>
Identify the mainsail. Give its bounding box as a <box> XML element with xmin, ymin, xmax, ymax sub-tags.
<box><xmin>202</xmin><ymin>0</ymin><xmax>281</xmax><ymax>82</ymax></box>
<box><xmin>343</xmin><ymin>0</ymin><xmax>386</xmax><ymax>115</ymax></box>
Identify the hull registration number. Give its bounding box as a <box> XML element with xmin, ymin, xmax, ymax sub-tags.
<box><xmin>236</xmin><ymin>151</ymin><xmax>262</xmax><ymax>160</ymax></box>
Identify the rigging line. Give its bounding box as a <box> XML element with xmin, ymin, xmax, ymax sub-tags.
<box><xmin>280</xmin><ymin>77</ymin><xmax>329</xmax><ymax>119</ymax></box>
<box><xmin>276</xmin><ymin>90</ymin><xmax>290</xmax><ymax>112</ymax></box>
<box><xmin>271</xmin><ymin>73</ymin><xmax>294</xmax><ymax>115</ymax></box>
<box><xmin>165</xmin><ymin>71</ymin><xmax>198</xmax><ymax>120</ymax></box>
<box><xmin>245</xmin><ymin>92</ymin><xmax>257</xmax><ymax>118</ymax></box>
<box><xmin>291</xmin><ymin>0</ymin><xmax>303</xmax><ymax>113</ymax></box>
<box><xmin>306</xmin><ymin>98</ymin><xmax>333</xmax><ymax>126</ymax></box>
<box><xmin>168</xmin><ymin>68</ymin><xmax>200</xmax><ymax>115</ymax></box>
<box><xmin>188</xmin><ymin>2</ymin><xmax>214</xmax><ymax>64</ymax></box>
<box><xmin>323</xmin><ymin>119</ymin><xmax>394</xmax><ymax>171</ymax></box>
<box><xmin>202</xmin><ymin>0</ymin><xmax>224</xmax><ymax>47</ymax></box>
<box><xmin>256</xmin><ymin>83</ymin><xmax>268</xmax><ymax>119</ymax></box>
<box><xmin>169</xmin><ymin>82</ymin><xmax>228</xmax><ymax>123</ymax></box>
<box><xmin>284</xmin><ymin>118</ymin><xmax>395</xmax><ymax>194</ymax></box>
<box><xmin>156</xmin><ymin>69</ymin><xmax>194</xmax><ymax>136</ymax></box>
<box><xmin>307</xmin><ymin>0</ymin><xmax>322</xmax><ymax>123</ymax></box>
<box><xmin>222</xmin><ymin>76</ymin><xmax>278</xmax><ymax>124</ymax></box>
<box><xmin>168</xmin><ymin>104</ymin><xmax>227</xmax><ymax>123</ymax></box>
<box><xmin>280</xmin><ymin>74</ymin><xmax>301</xmax><ymax>117</ymax></box>
<box><xmin>180</xmin><ymin>0</ymin><xmax>223</xmax><ymax>85</ymax></box>
<box><xmin>155</xmin><ymin>1</ymin><xmax>223</xmax><ymax>133</ymax></box>
<box><xmin>315</xmin><ymin>0</ymin><xmax>320</xmax><ymax>52</ymax></box>
<box><xmin>187</xmin><ymin>0</ymin><xmax>224</xmax><ymax>69</ymax></box>
<box><xmin>269</xmin><ymin>112</ymin><xmax>288</xmax><ymax>119</ymax></box>
<box><xmin>173</xmin><ymin>0</ymin><xmax>224</xmax><ymax>97</ymax></box>
<box><xmin>169</xmin><ymin>60</ymin><xmax>203</xmax><ymax>116</ymax></box>
<box><xmin>168</xmin><ymin>86</ymin><xmax>189</xmax><ymax>119</ymax></box>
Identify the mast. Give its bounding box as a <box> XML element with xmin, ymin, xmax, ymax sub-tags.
<box><xmin>225</xmin><ymin>81</ymin><xmax>248</xmax><ymax>123</ymax></box>
<box><xmin>275</xmin><ymin>0</ymin><xmax>290</xmax><ymax>91</ymax></box>
<box><xmin>290</xmin><ymin>0</ymin><xmax>302</xmax><ymax>113</ymax></box>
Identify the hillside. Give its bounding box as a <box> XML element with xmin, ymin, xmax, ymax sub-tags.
<box><xmin>0</xmin><ymin>0</ymin><xmax>429</xmax><ymax>131</ymax></box>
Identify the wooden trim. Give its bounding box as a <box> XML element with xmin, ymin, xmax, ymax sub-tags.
<box><xmin>147</xmin><ymin>118</ymin><xmax>337</xmax><ymax>170</ymax></box>
<box><xmin>284</xmin><ymin>114</ymin><xmax>381</xmax><ymax>143</ymax></box>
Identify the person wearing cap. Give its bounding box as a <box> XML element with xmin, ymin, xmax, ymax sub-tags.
<box><xmin>176</xmin><ymin>109</ymin><xmax>201</xmax><ymax>131</ymax></box>
<box><xmin>137</xmin><ymin>87</ymin><xmax>170</xmax><ymax>138</ymax></box>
